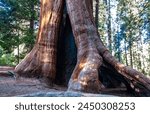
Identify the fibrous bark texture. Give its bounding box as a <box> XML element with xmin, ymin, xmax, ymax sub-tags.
<box><xmin>15</xmin><ymin>0</ymin><xmax>64</xmax><ymax>84</ymax></box>
<box><xmin>15</xmin><ymin>0</ymin><xmax>150</xmax><ymax>96</ymax></box>
<box><xmin>66</xmin><ymin>0</ymin><xmax>103</xmax><ymax>93</ymax></box>
<box><xmin>66</xmin><ymin>0</ymin><xmax>150</xmax><ymax>95</ymax></box>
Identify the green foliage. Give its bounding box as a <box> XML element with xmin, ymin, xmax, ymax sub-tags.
<box><xmin>115</xmin><ymin>0</ymin><xmax>150</xmax><ymax>76</ymax></box>
<box><xmin>0</xmin><ymin>46</ymin><xmax>3</xmax><ymax>56</ymax></box>
<box><xmin>95</xmin><ymin>0</ymin><xmax>150</xmax><ymax>76</ymax></box>
<box><xmin>0</xmin><ymin>53</ymin><xmax>16</xmax><ymax>66</ymax></box>
<box><xmin>0</xmin><ymin>0</ymin><xmax>39</xmax><ymax>65</ymax></box>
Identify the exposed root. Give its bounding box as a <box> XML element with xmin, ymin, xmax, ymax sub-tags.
<box><xmin>92</xmin><ymin>32</ymin><xmax>150</xmax><ymax>96</ymax></box>
<box><xmin>68</xmin><ymin>49</ymin><xmax>103</xmax><ymax>93</ymax></box>
<box><xmin>66</xmin><ymin>0</ymin><xmax>104</xmax><ymax>93</ymax></box>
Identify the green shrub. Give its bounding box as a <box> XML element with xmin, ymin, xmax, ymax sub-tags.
<box><xmin>0</xmin><ymin>53</ymin><xmax>16</xmax><ymax>66</ymax></box>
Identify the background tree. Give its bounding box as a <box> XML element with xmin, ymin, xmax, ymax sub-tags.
<box><xmin>95</xmin><ymin>0</ymin><xmax>99</xmax><ymax>29</ymax></box>
<box><xmin>0</xmin><ymin>0</ymin><xmax>39</xmax><ymax>65</ymax></box>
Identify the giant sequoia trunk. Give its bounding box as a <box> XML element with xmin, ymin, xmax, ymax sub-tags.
<box><xmin>15</xmin><ymin>0</ymin><xmax>64</xmax><ymax>85</ymax></box>
<box><xmin>15</xmin><ymin>0</ymin><xmax>150</xmax><ymax>96</ymax></box>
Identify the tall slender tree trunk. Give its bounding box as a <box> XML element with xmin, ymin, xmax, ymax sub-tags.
<box><xmin>95</xmin><ymin>0</ymin><xmax>99</xmax><ymax>29</ymax></box>
<box><xmin>29</xmin><ymin>0</ymin><xmax>34</xmax><ymax>34</ymax></box>
<box><xmin>29</xmin><ymin>0</ymin><xmax>35</xmax><ymax>50</ymax></box>
<box><xmin>124</xmin><ymin>37</ymin><xmax>128</xmax><ymax>66</ymax></box>
<box><xmin>129</xmin><ymin>40</ymin><xmax>133</xmax><ymax>68</ymax></box>
<box><xmin>104</xmin><ymin>0</ymin><xmax>112</xmax><ymax>53</ymax></box>
<box><xmin>15</xmin><ymin>0</ymin><xmax>150</xmax><ymax>96</ymax></box>
<box><xmin>107</xmin><ymin>0</ymin><xmax>112</xmax><ymax>53</ymax></box>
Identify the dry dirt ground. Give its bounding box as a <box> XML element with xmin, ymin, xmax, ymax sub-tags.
<box><xmin>0</xmin><ymin>66</ymin><xmax>132</xmax><ymax>97</ymax></box>
<box><xmin>0</xmin><ymin>66</ymin><xmax>67</xmax><ymax>97</ymax></box>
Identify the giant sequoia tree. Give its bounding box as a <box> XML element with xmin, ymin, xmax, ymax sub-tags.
<box><xmin>15</xmin><ymin>0</ymin><xmax>150</xmax><ymax>96</ymax></box>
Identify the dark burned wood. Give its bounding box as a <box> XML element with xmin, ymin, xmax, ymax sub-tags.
<box><xmin>14</xmin><ymin>0</ymin><xmax>150</xmax><ymax>96</ymax></box>
<box><xmin>56</xmin><ymin>4</ymin><xmax>77</xmax><ymax>85</ymax></box>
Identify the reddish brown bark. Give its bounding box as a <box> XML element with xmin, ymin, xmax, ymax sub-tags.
<box><xmin>66</xmin><ymin>0</ymin><xmax>150</xmax><ymax>95</ymax></box>
<box><xmin>15</xmin><ymin>0</ymin><xmax>64</xmax><ymax>84</ymax></box>
<box><xmin>66</xmin><ymin>0</ymin><xmax>102</xmax><ymax>93</ymax></box>
<box><xmin>15</xmin><ymin>0</ymin><xmax>150</xmax><ymax>96</ymax></box>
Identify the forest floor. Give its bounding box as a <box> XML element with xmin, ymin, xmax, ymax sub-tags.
<box><xmin>0</xmin><ymin>66</ymin><xmax>133</xmax><ymax>97</ymax></box>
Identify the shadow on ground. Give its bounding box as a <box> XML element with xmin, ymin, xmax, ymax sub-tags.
<box><xmin>0</xmin><ymin>66</ymin><xmax>133</xmax><ymax>97</ymax></box>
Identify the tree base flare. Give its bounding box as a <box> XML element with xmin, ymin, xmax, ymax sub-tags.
<box><xmin>14</xmin><ymin>0</ymin><xmax>150</xmax><ymax>96</ymax></box>
<box><xmin>14</xmin><ymin>45</ymin><xmax>56</xmax><ymax>83</ymax></box>
<box><xmin>68</xmin><ymin>79</ymin><xmax>101</xmax><ymax>93</ymax></box>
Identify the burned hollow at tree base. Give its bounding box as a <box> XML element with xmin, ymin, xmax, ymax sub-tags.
<box><xmin>14</xmin><ymin>0</ymin><xmax>150</xmax><ymax>96</ymax></box>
